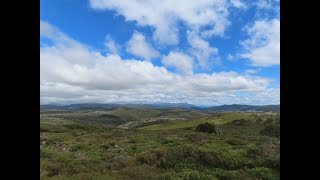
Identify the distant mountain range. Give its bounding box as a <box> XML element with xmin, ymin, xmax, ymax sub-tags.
<box><xmin>40</xmin><ymin>103</ymin><xmax>279</xmax><ymax>112</ymax></box>
<box><xmin>206</xmin><ymin>104</ymin><xmax>280</xmax><ymax>112</ymax></box>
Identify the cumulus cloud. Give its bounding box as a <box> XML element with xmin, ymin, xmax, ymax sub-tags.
<box><xmin>240</xmin><ymin>18</ymin><xmax>280</xmax><ymax>67</ymax></box>
<box><xmin>162</xmin><ymin>52</ymin><xmax>194</xmax><ymax>74</ymax></box>
<box><xmin>187</xmin><ymin>31</ymin><xmax>219</xmax><ymax>68</ymax></box>
<box><xmin>89</xmin><ymin>0</ymin><xmax>245</xmax><ymax>45</ymax></box>
<box><xmin>40</xmin><ymin>21</ymin><xmax>278</xmax><ymax>105</ymax></box>
<box><xmin>126</xmin><ymin>31</ymin><xmax>159</xmax><ymax>61</ymax></box>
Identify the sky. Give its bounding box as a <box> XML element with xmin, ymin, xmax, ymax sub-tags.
<box><xmin>40</xmin><ymin>0</ymin><xmax>280</xmax><ymax>106</ymax></box>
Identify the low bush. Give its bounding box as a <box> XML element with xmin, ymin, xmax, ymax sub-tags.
<box><xmin>187</xmin><ymin>132</ymin><xmax>210</xmax><ymax>143</ymax></box>
<box><xmin>231</xmin><ymin>119</ymin><xmax>251</xmax><ymax>126</ymax></box>
<box><xmin>225</xmin><ymin>138</ymin><xmax>248</xmax><ymax>145</ymax></box>
<box><xmin>260</xmin><ymin>124</ymin><xmax>280</xmax><ymax>138</ymax></box>
<box><xmin>196</xmin><ymin>122</ymin><xmax>217</xmax><ymax>134</ymax></box>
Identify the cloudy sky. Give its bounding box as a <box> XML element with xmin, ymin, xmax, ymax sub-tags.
<box><xmin>40</xmin><ymin>0</ymin><xmax>280</xmax><ymax>106</ymax></box>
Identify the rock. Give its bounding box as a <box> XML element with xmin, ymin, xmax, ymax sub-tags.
<box><xmin>107</xmin><ymin>156</ymin><xmax>126</xmax><ymax>170</ymax></box>
<box><xmin>113</xmin><ymin>156</ymin><xmax>125</xmax><ymax>161</ymax></box>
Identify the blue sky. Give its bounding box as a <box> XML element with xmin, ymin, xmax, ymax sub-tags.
<box><xmin>40</xmin><ymin>0</ymin><xmax>280</xmax><ymax>105</ymax></box>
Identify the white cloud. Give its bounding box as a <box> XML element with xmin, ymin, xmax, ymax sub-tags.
<box><xmin>40</xmin><ymin>21</ymin><xmax>278</xmax><ymax>105</ymax></box>
<box><xmin>240</xmin><ymin>18</ymin><xmax>280</xmax><ymax>67</ymax></box>
<box><xmin>254</xmin><ymin>0</ymin><xmax>280</xmax><ymax>19</ymax></box>
<box><xmin>227</xmin><ymin>54</ymin><xmax>234</xmax><ymax>61</ymax></box>
<box><xmin>187</xmin><ymin>31</ymin><xmax>219</xmax><ymax>68</ymax></box>
<box><xmin>126</xmin><ymin>31</ymin><xmax>159</xmax><ymax>61</ymax></box>
<box><xmin>230</xmin><ymin>0</ymin><xmax>247</xmax><ymax>9</ymax></box>
<box><xmin>40</xmin><ymin>21</ymin><xmax>83</xmax><ymax>48</ymax></box>
<box><xmin>162</xmin><ymin>52</ymin><xmax>194</xmax><ymax>74</ymax></box>
<box><xmin>244</xmin><ymin>69</ymin><xmax>261</xmax><ymax>75</ymax></box>
<box><xmin>255</xmin><ymin>0</ymin><xmax>274</xmax><ymax>9</ymax></box>
<box><xmin>104</xmin><ymin>35</ymin><xmax>119</xmax><ymax>54</ymax></box>
<box><xmin>89</xmin><ymin>0</ymin><xmax>244</xmax><ymax>45</ymax></box>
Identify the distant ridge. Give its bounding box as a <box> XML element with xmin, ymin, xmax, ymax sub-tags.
<box><xmin>40</xmin><ymin>103</ymin><xmax>197</xmax><ymax>110</ymax></box>
<box><xmin>40</xmin><ymin>103</ymin><xmax>279</xmax><ymax>112</ymax></box>
<box><xmin>207</xmin><ymin>104</ymin><xmax>280</xmax><ymax>112</ymax></box>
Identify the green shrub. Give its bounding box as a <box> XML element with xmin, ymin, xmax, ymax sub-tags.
<box><xmin>225</xmin><ymin>138</ymin><xmax>248</xmax><ymax>145</ymax></box>
<box><xmin>246</xmin><ymin>167</ymin><xmax>278</xmax><ymax>180</ymax></box>
<box><xmin>127</xmin><ymin>145</ymin><xmax>141</xmax><ymax>154</ymax></box>
<box><xmin>232</xmin><ymin>119</ymin><xmax>251</xmax><ymax>126</ymax></box>
<box><xmin>260</xmin><ymin>124</ymin><xmax>280</xmax><ymax>138</ymax></box>
<box><xmin>264</xmin><ymin>119</ymin><xmax>274</xmax><ymax>125</ymax></box>
<box><xmin>120</xmin><ymin>164</ymin><xmax>160</xmax><ymax>180</ymax></box>
<box><xmin>196</xmin><ymin>122</ymin><xmax>217</xmax><ymax>134</ymax></box>
<box><xmin>256</xmin><ymin>118</ymin><xmax>263</xmax><ymax>123</ymax></box>
<box><xmin>42</xmin><ymin>161</ymin><xmax>66</xmax><ymax>177</ymax></box>
<box><xmin>63</xmin><ymin>123</ymin><xmax>89</xmax><ymax>130</ymax></box>
<box><xmin>263</xmin><ymin>156</ymin><xmax>280</xmax><ymax>170</ymax></box>
<box><xmin>187</xmin><ymin>132</ymin><xmax>210</xmax><ymax>143</ymax></box>
<box><xmin>136</xmin><ymin>145</ymin><xmax>252</xmax><ymax>170</ymax></box>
